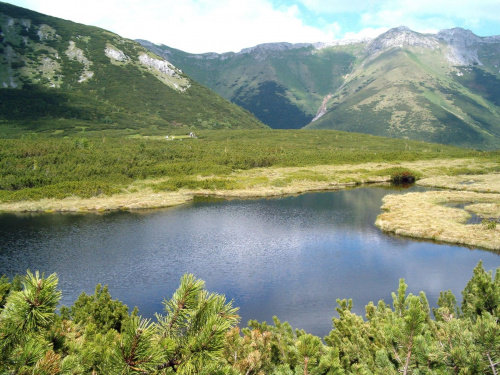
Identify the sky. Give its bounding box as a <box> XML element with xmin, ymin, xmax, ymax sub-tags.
<box><xmin>4</xmin><ymin>0</ymin><xmax>500</xmax><ymax>54</ymax></box>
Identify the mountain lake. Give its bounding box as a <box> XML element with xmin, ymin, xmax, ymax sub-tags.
<box><xmin>1</xmin><ymin>185</ymin><xmax>499</xmax><ymax>337</ymax></box>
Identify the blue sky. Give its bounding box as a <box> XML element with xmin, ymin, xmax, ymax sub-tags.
<box><xmin>4</xmin><ymin>0</ymin><xmax>500</xmax><ymax>53</ymax></box>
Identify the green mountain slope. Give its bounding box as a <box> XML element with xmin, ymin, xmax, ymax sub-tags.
<box><xmin>141</xmin><ymin>27</ymin><xmax>500</xmax><ymax>149</ymax></box>
<box><xmin>307</xmin><ymin>27</ymin><xmax>500</xmax><ymax>149</ymax></box>
<box><xmin>139</xmin><ymin>40</ymin><xmax>360</xmax><ymax>129</ymax></box>
<box><xmin>0</xmin><ymin>2</ymin><xmax>266</xmax><ymax>137</ymax></box>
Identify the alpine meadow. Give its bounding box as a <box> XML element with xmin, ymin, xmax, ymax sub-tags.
<box><xmin>0</xmin><ymin>1</ymin><xmax>500</xmax><ymax>374</ymax></box>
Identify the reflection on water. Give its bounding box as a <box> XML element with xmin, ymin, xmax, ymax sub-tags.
<box><xmin>0</xmin><ymin>186</ymin><xmax>499</xmax><ymax>337</ymax></box>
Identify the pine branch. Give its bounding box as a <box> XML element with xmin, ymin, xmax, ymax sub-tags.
<box><xmin>487</xmin><ymin>353</ymin><xmax>498</xmax><ymax>375</ymax></box>
<box><xmin>157</xmin><ymin>357</ymin><xmax>180</xmax><ymax>372</ymax></box>
<box><xmin>393</xmin><ymin>347</ymin><xmax>403</xmax><ymax>366</ymax></box>
<box><xmin>403</xmin><ymin>341</ymin><xmax>413</xmax><ymax>375</ymax></box>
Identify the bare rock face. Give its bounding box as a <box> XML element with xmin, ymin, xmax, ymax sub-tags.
<box><xmin>437</xmin><ymin>28</ymin><xmax>484</xmax><ymax>65</ymax></box>
<box><xmin>105</xmin><ymin>46</ymin><xmax>129</xmax><ymax>62</ymax></box>
<box><xmin>365</xmin><ymin>26</ymin><xmax>439</xmax><ymax>57</ymax></box>
<box><xmin>139</xmin><ymin>54</ymin><xmax>177</xmax><ymax>76</ymax></box>
<box><xmin>138</xmin><ymin>53</ymin><xmax>190</xmax><ymax>91</ymax></box>
<box><xmin>65</xmin><ymin>41</ymin><xmax>93</xmax><ymax>82</ymax></box>
<box><xmin>37</xmin><ymin>24</ymin><xmax>59</xmax><ymax>41</ymax></box>
<box><xmin>437</xmin><ymin>28</ymin><xmax>481</xmax><ymax>45</ymax></box>
<box><xmin>362</xmin><ymin>26</ymin><xmax>500</xmax><ymax>67</ymax></box>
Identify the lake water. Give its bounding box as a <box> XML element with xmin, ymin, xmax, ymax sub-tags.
<box><xmin>0</xmin><ymin>186</ymin><xmax>498</xmax><ymax>337</ymax></box>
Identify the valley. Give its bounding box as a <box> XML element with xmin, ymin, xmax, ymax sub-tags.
<box><xmin>142</xmin><ymin>27</ymin><xmax>500</xmax><ymax>149</ymax></box>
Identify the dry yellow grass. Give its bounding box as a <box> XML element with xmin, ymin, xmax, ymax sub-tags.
<box><xmin>376</xmin><ymin>190</ymin><xmax>500</xmax><ymax>250</ymax></box>
<box><xmin>0</xmin><ymin>189</ymin><xmax>194</xmax><ymax>213</ymax></box>
<box><xmin>417</xmin><ymin>173</ymin><xmax>500</xmax><ymax>193</ymax></box>
<box><xmin>465</xmin><ymin>202</ymin><xmax>500</xmax><ymax>218</ymax></box>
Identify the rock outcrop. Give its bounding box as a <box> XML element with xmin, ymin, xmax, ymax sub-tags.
<box><xmin>365</xmin><ymin>26</ymin><xmax>439</xmax><ymax>57</ymax></box>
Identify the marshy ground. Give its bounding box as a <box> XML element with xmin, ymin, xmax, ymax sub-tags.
<box><xmin>376</xmin><ymin>174</ymin><xmax>500</xmax><ymax>250</ymax></box>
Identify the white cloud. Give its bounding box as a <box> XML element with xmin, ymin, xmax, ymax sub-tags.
<box><xmin>7</xmin><ymin>0</ymin><xmax>500</xmax><ymax>53</ymax></box>
<box><xmin>299</xmin><ymin>0</ymin><xmax>500</xmax><ymax>36</ymax></box>
<box><xmin>13</xmin><ymin>0</ymin><xmax>340</xmax><ymax>53</ymax></box>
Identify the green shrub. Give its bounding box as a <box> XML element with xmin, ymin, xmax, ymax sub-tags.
<box><xmin>481</xmin><ymin>219</ymin><xmax>497</xmax><ymax>230</ymax></box>
<box><xmin>62</xmin><ymin>284</ymin><xmax>130</xmax><ymax>333</ymax></box>
<box><xmin>0</xmin><ymin>131</ymin><xmax>495</xmax><ymax>202</ymax></box>
<box><xmin>390</xmin><ymin>169</ymin><xmax>418</xmax><ymax>185</ymax></box>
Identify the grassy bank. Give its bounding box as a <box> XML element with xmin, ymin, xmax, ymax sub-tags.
<box><xmin>417</xmin><ymin>173</ymin><xmax>500</xmax><ymax>193</ymax></box>
<box><xmin>0</xmin><ymin>158</ymin><xmax>498</xmax><ymax>213</ymax></box>
<box><xmin>376</xmin><ymin>175</ymin><xmax>500</xmax><ymax>250</ymax></box>
<box><xmin>0</xmin><ymin>129</ymin><xmax>499</xmax><ymax>213</ymax></box>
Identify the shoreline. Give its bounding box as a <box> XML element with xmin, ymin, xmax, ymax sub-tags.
<box><xmin>1</xmin><ymin>161</ymin><xmax>499</xmax><ymax>251</ymax></box>
<box><xmin>376</xmin><ymin>175</ymin><xmax>500</xmax><ymax>251</ymax></box>
<box><xmin>1</xmin><ymin>158</ymin><xmax>495</xmax><ymax>214</ymax></box>
<box><xmin>0</xmin><ymin>180</ymin><xmax>381</xmax><ymax>214</ymax></box>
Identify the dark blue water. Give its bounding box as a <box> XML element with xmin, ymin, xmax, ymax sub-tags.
<box><xmin>0</xmin><ymin>186</ymin><xmax>498</xmax><ymax>337</ymax></box>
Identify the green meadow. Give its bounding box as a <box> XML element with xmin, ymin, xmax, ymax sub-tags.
<box><xmin>0</xmin><ymin>129</ymin><xmax>497</xmax><ymax>204</ymax></box>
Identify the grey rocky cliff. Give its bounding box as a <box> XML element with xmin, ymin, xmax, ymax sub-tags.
<box><xmin>365</xmin><ymin>26</ymin><xmax>439</xmax><ymax>56</ymax></box>
<box><xmin>105</xmin><ymin>46</ymin><xmax>129</xmax><ymax>62</ymax></box>
<box><xmin>363</xmin><ymin>26</ymin><xmax>500</xmax><ymax>66</ymax></box>
<box><xmin>139</xmin><ymin>54</ymin><xmax>177</xmax><ymax>76</ymax></box>
<box><xmin>437</xmin><ymin>27</ymin><xmax>500</xmax><ymax>66</ymax></box>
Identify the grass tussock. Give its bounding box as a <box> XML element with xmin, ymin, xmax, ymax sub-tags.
<box><xmin>466</xmin><ymin>202</ymin><xmax>500</xmax><ymax>218</ymax></box>
<box><xmin>376</xmin><ymin>189</ymin><xmax>500</xmax><ymax>250</ymax></box>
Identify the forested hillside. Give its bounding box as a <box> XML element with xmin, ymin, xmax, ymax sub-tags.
<box><xmin>139</xmin><ymin>40</ymin><xmax>360</xmax><ymax>130</ymax></box>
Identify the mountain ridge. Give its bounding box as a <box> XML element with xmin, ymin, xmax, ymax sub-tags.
<box><xmin>140</xmin><ymin>26</ymin><xmax>500</xmax><ymax>148</ymax></box>
<box><xmin>307</xmin><ymin>26</ymin><xmax>500</xmax><ymax>149</ymax></box>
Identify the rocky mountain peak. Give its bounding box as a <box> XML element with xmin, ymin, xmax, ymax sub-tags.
<box><xmin>365</xmin><ymin>26</ymin><xmax>439</xmax><ymax>56</ymax></box>
<box><xmin>437</xmin><ymin>27</ymin><xmax>481</xmax><ymax>46</ymax></box>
